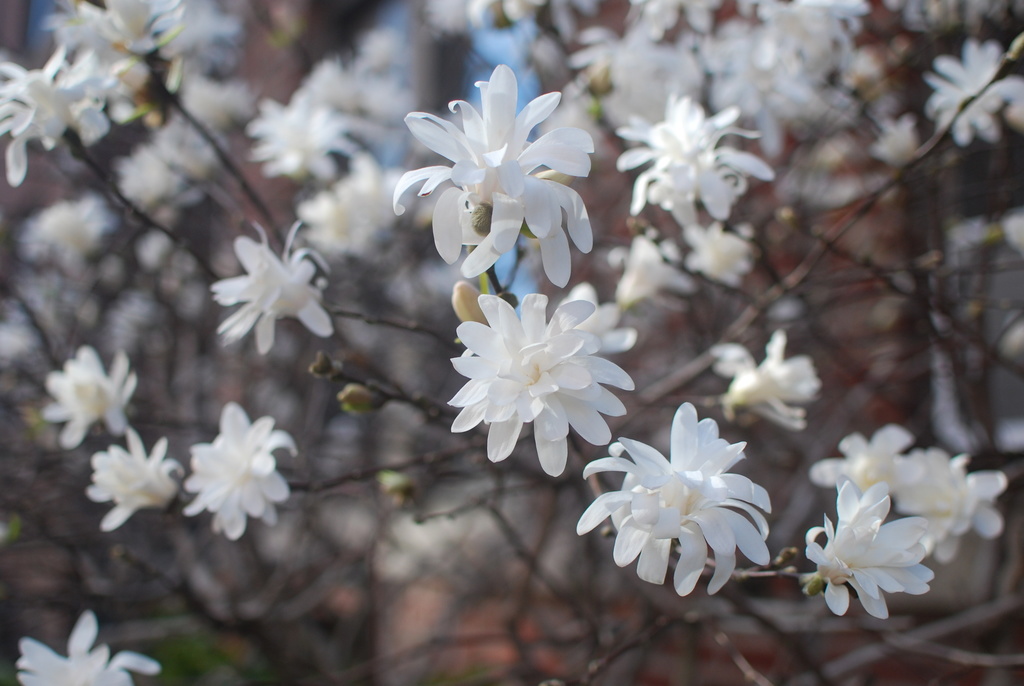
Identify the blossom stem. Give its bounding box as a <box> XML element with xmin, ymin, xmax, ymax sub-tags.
<box><xmin>146</xmin><ymin>59</ymin><xmax>280</xmax><ymax>240</ymax></box>
<box><xmin>63</xmin><ymin>131</ymin><xmax>218</xmax><ymax>280</ymax></box>
<box><xmin>327</xmin><ymin>306</ymin><xmax>455</xmax><ymax>348</ymax></box>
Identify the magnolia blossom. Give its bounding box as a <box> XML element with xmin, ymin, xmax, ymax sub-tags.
<box><xmin>870</xmin><ymin>114</ymin><xmax>920</xmax><ymax>167</ymax></box>
<box><xmin>449</xmin><ymin>293</ymin><xmax>634</xmax><ymax>476</ymax></box>
<box><xmin>711</xmin><ymin>330</ymin><xmax>821</xmax><ymax>430</ymax></box>
<box><xmin>17</xmin><ymin>610</ymin><xmax>161</xmax><ymax>686</ymax></box>
<box><xmin>297</xmin><ymin>153</ymin><xmax>397</xmax><ymax>257</ymax></box>
<box><xmin>21</xmin><ymin>194</ymin><xmax>114</xmax><ymax>271</ymax></box>
<box><xmin>184</xmin><ymin>402</ymin><xmax>294</xmax><ymax>540</ymax></box>
<box><xmin>611</xmin><ymin>234</ymin><xmax>694</xmax><ymax>309</ymax></box>
<box><xmin>559</xmin><ymin>283</ymin><xmax>637</xmax><ymax>354</ymax></box>
<box><xmin>894</xmin><ymin>448</ymin><xmax>1007</xmax><ymax>563</ymax></box>
<box><xmin>393</xmin><ymin>64</ymin><xmax>594</xmax><ymax>287</ymax></box>
<box><xmin>577</xmin><ymin>403</ymin><xmax>771</xmax><ymax>595</ymax></box>
<box><xmin>211</xmin><ymin>224</ymin><xmax>333</xmax><ymax>355</ymax></box>
<box><xmin>925</xmin><ymin>38</ymin><xmax>1024</xmax><ymax>147</ymax></box>
<box><xmin>0</xmin><ymin>47</ymin><xmax>113</xmax><ymax>186</ymax></box>
<box><xmin>59</xmin><ymin>0</ymin><xmax>184</xmax><ymax>56</ymax></box>
<box><xmin>809</xmin><ymin>424</ymin><xmax>921</xmax><ymax>493</ymax></box>
<box><xmin>43</xmin><ymin>346</ymin><xmax>137</xmax><ymax>449</ymax></box>
<box><xmin>568</xmin><ymin>26</ymin><xmax>704</xmax><ymax>126</ymax></box>
<box><xmin>805</xmin><ymin>481</ymin><xmax>933</xmax><ymax>619</ymax></box>
<box><xmin>617</xmin><ymin>95</ymin><xmax>774</xmax><ymax>226</ymax></box>
<box><xmin>87</xmin><ymin>429</ymin><xmax>181</xmax><ymax>531</ymax></box>
<box><xmin>682</xmin><ymin>222</ymin><xmax>753</xmax><ymax>286</ymax></box>
<box><xmin>1001</xmin><ymin>206</ymin><xmax>1024</xmax><ymax>255</ymax></box>
<box><xmin>247</xmin><ymin>93</ymin><xmax>356</xmax><ymax>180</ymax></box>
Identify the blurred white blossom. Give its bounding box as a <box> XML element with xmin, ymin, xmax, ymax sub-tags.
<box><xmin>810</xmin><ymin>424</ymin><xmax>922</xmax><ymax>493</ymax></box>
<box><xmin>184</xmin><ymin>402</ymin><xmax>294</xmax><ymax>540</ymax></box>
<box><xmin>870</xmin><ymin>114</ymin><xmax>920</xmax><ymax>167</ymax></box>
<box><xmin>682</xmin><ymin>221</ymin><xmax>754</xmax><ymax>286</ymax></box>
<box><xmin>611</xmin><ymin>234</ymin><xmax>694</xmax><ymax>309</ymax></box>
<box><xmin>711</xmin><ymin>330</ymin><xmax>820</xmax><ymax>430</ymax></box>
<box><xmin>247</xmin><ymin>93</ymin><xmax>356</xmax><ymax>181</ymax></box>
<box><xmin>559</xmin><ymin>283</ymin><xmax>637</xmax><ymax>354</ymax></box>
<box><xmin>894</xmin><ymin>448</ymin><xmax>1007</xmax><ymax>563</ymax></box>
<box><xmin>17</xmin><ymin>610</ymin><xmax>161</xmax><ymax>686</ymax></box>
<box><xmin>393</xmin><ymin>64</ymin><xmax>594</xmax><ymax>287</ymax></box>
<box><xmin>450</xmin><ymin>293</ymin><xmax>634</xmax><ymax>476</ymax></box>
<box><xmin>43</xmin><ymin>346</ymin><xmax>137</xmax><ymax>449</ymax></box>
<box><xmin>211</xmin><ymin>224</ymin><xmax>333</xmax><ymax>355</ymax></box>
<box><xmin>21</xmin><ymin>194</ymin><xmax>114</xmax><ymax>271</ymax></box>
<box><xmin>805</xmin><ymin>480</ymin><xmax>933</xmax><ymax>619</ymax></box>
<box><xmin>87</xmin><ymin>428</ymin><xmax>181</xmax><ymax>531</ymax></box>
<box><xmin>297</xmin><ymin>153</ymin><xmax>397</xmax><ymax>257</ymax></box>
<box><xmin>577</xmin><ymin>402</ymin><xmax>771</xmax><ymax>595</ymax></box>
<box><xmin>925</xmin><ymin>38</ymin><xmax>1024</xmax><ymax>146</ymax></box>
<box><xmin>0</xmin><ymin>47</ymin><xmax>113</xmax><ymax>186</ymax></box>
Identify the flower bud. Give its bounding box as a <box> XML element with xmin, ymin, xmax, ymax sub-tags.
<box><xmin>452</xmin><ymin>282</ymin><xmax>487</xmax><ymax>324</ymax></box>
<box><xmin>801</xmin><ymin>572</ymin><xmax>826</xmax><ymax>597</ymax></box>
<box><xmin>377</xmin><ymin>470</ymin><xmax>416</xmax><ymax>506</ymax></box>
<box><xmin>471</xmin><ymin>202</ymin><xmax>493</xmax><ymax>236</ymax></box>
<box><xmin>586</xmin><ymin>61</ymin><xmax>613</xmax><ymax>97</ymax></box>
<box><xmin>337</xmin><ymin>383</ymin><xmax>378</xmax><ymax>413</ymax></box>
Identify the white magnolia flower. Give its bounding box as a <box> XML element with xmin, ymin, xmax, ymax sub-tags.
<box><xmin>870</xmin><ymin>114</ymin><xmax>920</xmax><ymax>167</ymax></box>
<box><xmin>449</xmin><ymin>293</ymin><xmax>634</xmax><ymax>476</ymax></box>
<box><xmin>711</xmin><ymin>330</ymin><xmax>821</xmax><ymax>430</ymax></box>
<box><xmin>87</xmin><ymin>429</ymin><xmax>181</xmax><ymax>532</ymax></box>
<box><xmin>1001</xmin><ymin>206</ymin><xmax>1024</xmax><ymax>255</ymax></box>
<box><xmin>297</xmin><ymin>153</ymin><xmax>397</xmax><ymax>257</ymax></box>
<box><xmin>17</xmin><ymin>610</ymin><xmax>161</xmax><ymax>686</ymax></box>
<box><xmin>809</xmin><ymin>424</ymin><xmax>922</xmax><ymax>493</ymax></box>
<box><xmin>577</xmin><ymin>402</ymin><xmax>771</xmax><ymax>595</ymax></box>
<box><xmin>114</xmin><ymin>141</ymin><xmax>193</xmax><ymax>223</ymax></box>
<box><xmin>43</xmin><ymin>346</ymin><xmax>137</xmax><ymax>449</ymax></box>
<box><xmin>393</xmin><ymin>64</ymin><xmax>594</xmax><ymax>287</ymax></box>
<box><xmin>805</xmin><ymin>481</ymin><xmax>933</xmax><ymax>619</ymax></box>
<box><xmin>21</xmin><ymin>194</ymin><xmax>114</xmax><ymax>271</ymax></box>
<box><xmin>184</xmin><ymin>402</ymin><xmax>294</xmax><ymax>540</ymax></box>
<box><xmin>559</xmin><ymin>283</ymin><xmax>637</xmax><ymax>354</ymax></box>
<box><xmin>211</xmin><ymin>224</ymin><xmax>333</xmax><ymax>355</ymax></box>
<box><xmin>894</xmin><ymin>448</ymin><xmax>1007</xmax><ymax>563</ymax></box>
<box><xmin>71</xmin><ymin>0</ymin><xmax>184</xmax><ymax>55</ymax></box>
<box><xmin>0</xmin><ymin>47</ymin><xmax>113</xmax><ymax>186</ymax></box>
<box><xmin>617</xmin><ymin>95</ymin><xmax>774</xmax><ymax>225</ymax></box>
<box><xmin>611</xmin><ymin>234</ymin><xmax>694</xmax><ymax>309</ymax></box>
<box><xmin>247</xmin><ymin>93</ymin><xmax>356</xmax><ymax>181</ymax></box>
<box><xmin>925</xmin><ymin>38</ymin><xmax>1024</xmax><ymax>147</ymax></box>
<box><xmin>682</xmin><ymin>221</ymin><xmax>754</xmax><ymax>286</ymax></box>
<box><xmin>180</xmin><ymin>75</ymin><xmax>254</xmax><ymax>130</ymax></box>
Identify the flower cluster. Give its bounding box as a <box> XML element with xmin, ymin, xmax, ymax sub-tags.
<box><xmin>810</xmin><ymin>428</ymin><xmax>1008</xmax><ymax>564</ymax></box>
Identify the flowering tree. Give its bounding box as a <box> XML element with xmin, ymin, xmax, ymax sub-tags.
<box><xmin>0</xmin><ymin>0</ymin><xmax>1022</xmax><ymax>684</ymax></box>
